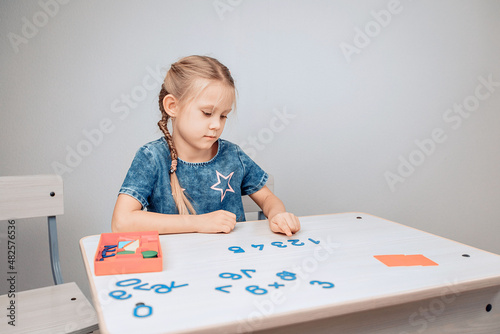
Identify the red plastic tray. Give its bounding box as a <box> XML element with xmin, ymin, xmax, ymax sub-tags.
<box><xmin>94</xmin><ymin>231</ymin><xmax>162</xmax><ymax>276</ymax></box>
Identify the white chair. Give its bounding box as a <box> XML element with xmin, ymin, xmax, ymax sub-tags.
<box><xmin>242</xmin><ymin>174</ymin><xmax>274</xmax><ymax>220</ymax></box>
<box><xmin>0</xmin><ymin>175</ymin><xmax>99</xmax><ymax>334</ymax></box>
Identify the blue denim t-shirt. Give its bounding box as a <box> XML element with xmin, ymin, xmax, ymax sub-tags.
<box><xmin>119</xmin><ymin>138</ymin><xmax>268</xmax><ymax>222</ymax></box>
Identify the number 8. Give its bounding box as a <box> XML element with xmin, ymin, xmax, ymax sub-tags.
<box><xmin>220</xmin><ymin>272</ymin><xmax>243</xmax><ymax>280</ymax></box>
<box><xmin>246</xmin><ymin>285</ymin><xmax>268</xmax><ymax>295</ymax></box>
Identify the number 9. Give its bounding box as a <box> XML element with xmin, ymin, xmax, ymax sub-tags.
<box><xmin>228</xmin><ymin>246</ymin><xmax>245</xmax><ymax>253</ymax></box>
<box><xmin>109</xmin><ymin>290</ymin><xmax>132</xmax><ymax>300</ymax></box>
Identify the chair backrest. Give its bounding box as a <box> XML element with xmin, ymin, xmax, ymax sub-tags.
<box><xmin>242</xmin><ymin>174</ymin><xmax>274</xmax><ymax>220</ymax></box>
<box><xmin>0</xmin><ymin>175</ymin><xmax>64</xmax><ymax>220</ymax></box>
<box><xmin>0</xmin><ymin>175</ymin><xmax>64</xmax><ymax>284</ymax></box>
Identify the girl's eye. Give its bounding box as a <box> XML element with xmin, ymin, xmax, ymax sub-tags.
<box><xmin>202</xmin><ymin>111</ymin><xmax>212</xmax><ymax>117</ymax></box>
<box><xmin>220</xmin><ymin>115</ymin><xmax>228</xmax><ymax>119</ymax></box>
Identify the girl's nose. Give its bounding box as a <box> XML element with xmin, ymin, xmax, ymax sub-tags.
<box><xmin>209</xmin><ymin>118</ymin><xmax>221</xmax><ymax>130</ymax></box>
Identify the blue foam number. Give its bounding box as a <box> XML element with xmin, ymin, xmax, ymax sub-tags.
<box><xmin>102</xmin><ymin>245</ymin><xmax>117</xmax><ymax>258</ymax></box>
<box><xmin>151</xmin><ymin>284</ymin><xmax>170</xmax><ymax>293</ymax></box>
<box><xmin>251</xmin><ymin>244</ymin><xmax>264</xmax><ymax>251</ymax></box>
<box><xmin>276</xmin><ymin>271</ymin><xmax>297</xmax><ymax>281</ymax></box>
<box><xmin>151</xmin><ymin>281</ymin><xmax>189</xmax><ymax>294</ymax></box>
<box><xmin>287</xmin><ymin>239</ymin><xmax>305</xmax><ymax>246</ymax></box>
<box><xmin>246</xmin><ymin>285</ymin><xmax>268</xmax><ymax>295</ymax></box>
<box><xmin>116</xmin><ymin>278</ymin><xmax>141</xmax><ymax>287</ymax></box>
<box><xmin>109</xmin><ymin>290</ymin><xmax>132</xmax><ymax>300</ymax></box>
<box><xmin>240</xmin><ymin>269</ymin><xmax>256</xmax><ymax>278</ymax></box>
<box><xmin>102</xmin><ymin>250</ymin><xmax>115</xmax><ymax>258</ymax></box>
<box><xmin>228</xmin><ymin>246</ymin><xmax>245</xmax><ymax>253</ymax></box>
<box><xmin>133</xmin><ymin>303</ymin><xmax>153</xmax><ymax>318</ymax></box>
<box><xmin>310</xmin><ymin>280</ymin><xmax>335</xmax><ymax>289</ymax></box>
<box><xmin>308</xmin><ymin>238</ymin><xmax>320</xmax><ymax>244</ymax></box>
<box><xmin>271</xmin><ymin>242</ymin><xmax>287</xmax><ymax>248</ymax></box>
<box><xmin>133</xmin><ymin>283</ymin><xmax>154</xmax><ymax>291</ymax></box>
<box><xmin>219</xmin><ymin>272</ymin><xmax>243</xmax><ymax>280</ymax></box>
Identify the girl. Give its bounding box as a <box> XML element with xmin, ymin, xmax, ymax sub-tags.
<box><xmin>112</xmin><ymin>55</ymin><xmax>300</xmax><ymax>236</ymax></box>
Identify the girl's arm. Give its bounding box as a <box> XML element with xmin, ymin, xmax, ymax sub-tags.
<box><xmin>111</xmin><ymin>194</ymin><xmax>237</xmax><ymax>234</ymax></box>
<box><xmin>249</xmin><ymin>186</ymin><xmax>300</xmax><ymax>236</ymax></box>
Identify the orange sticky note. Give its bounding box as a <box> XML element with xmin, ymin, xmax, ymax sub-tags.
<box><xmin>374</xmin><ymin>254</ymin><xmax>438</xmax><ymax>267</ymax></box>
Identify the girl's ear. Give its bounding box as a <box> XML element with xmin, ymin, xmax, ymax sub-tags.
<box><xmin>163</xmin><ymin>94</ymin><xmax>178</xmax><ymax>118</ymax></box>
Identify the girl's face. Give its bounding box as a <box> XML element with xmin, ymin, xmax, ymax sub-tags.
<box><xmin>172</xmin><ymin>81</ymin><xmax>234</xmax><ymax>161</ymax></box>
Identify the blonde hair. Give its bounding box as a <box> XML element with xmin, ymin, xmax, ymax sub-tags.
<box><xmin>158</xmin><ymin>55</ymin><xmax>236</xmax><ymax>215</ymax></box>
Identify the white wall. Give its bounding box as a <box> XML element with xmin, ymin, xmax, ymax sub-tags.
<box><xmin>1</xmin><ymin>0</ymin><xmax>500</xmax><ymax>300</ymax></box>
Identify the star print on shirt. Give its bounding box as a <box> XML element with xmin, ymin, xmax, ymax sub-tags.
<box><xmin>210</xmin><ymin>171</ymin><xmax>235</xmax><ymax>202</ymax></box>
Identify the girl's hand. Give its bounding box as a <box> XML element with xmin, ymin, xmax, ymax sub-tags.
<box><xmin>196</xmin><ymin>210</ymin><xmax>237</xmax><ymax>233</ymax></box>
<box><xmin>269</xmin><ymin>212</ymin><xmax>301</xmax><ymax>236</ymax></box>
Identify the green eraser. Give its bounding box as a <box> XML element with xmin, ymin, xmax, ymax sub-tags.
<box><xmin>117</xmin><ymin>251</ymin><xmax>135</xmax><ymax>255</ymax></box>
<box><xmin>141</xmin><ymin>250</ymin><xmax>158</xmax><ymax>258</ymax></box>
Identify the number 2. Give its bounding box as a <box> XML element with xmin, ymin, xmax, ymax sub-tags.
<box><xmin>287</xmin><ymin>239</ymin><xmax>305</xmax><ymax>246</ymax></box>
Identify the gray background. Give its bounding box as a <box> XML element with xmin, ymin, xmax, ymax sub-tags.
<box><xmin>1</xmin><ymin>0</ymin><xmax>499</xmax><ymax>300</ymax></box>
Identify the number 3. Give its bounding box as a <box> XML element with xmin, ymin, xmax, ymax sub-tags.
<box><xmin>310</xmin><ymin>280</ymin><xmax>335</xmax><ymax>289</ymax></box>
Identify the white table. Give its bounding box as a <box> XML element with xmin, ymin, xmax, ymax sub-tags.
<box><xmin>79</xmin><ymin>213</ymin><xmax>500</xmax><ymax>333</ymax></box>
